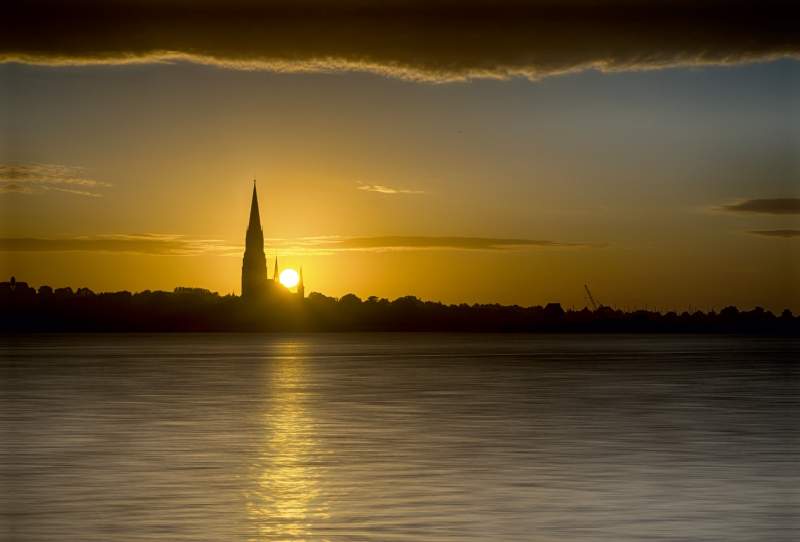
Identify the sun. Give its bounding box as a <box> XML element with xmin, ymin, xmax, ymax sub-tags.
<box><xmin>279</xmin><ymin>269</ymin><xmax>300</xmax><ymax>288</ymax></box>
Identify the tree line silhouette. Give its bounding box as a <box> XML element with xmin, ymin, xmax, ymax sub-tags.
<box><xmin>2</xmin><ymin>277</ymin><xmax>798</xmax><ymax>333</ymax></box>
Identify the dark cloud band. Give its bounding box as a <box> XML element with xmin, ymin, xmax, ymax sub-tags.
<box><xmin>0</xmin><ymin>235</ymin><xmax>599</xmax><ymax>255</ymax></box>
<box><xmin>746</xmin><ymin>230</ymin><xmax>800</xmax><ymax>238</ymax></box>
<box><xmin>716</xmin><ymin>198</ymin><xmax>800</xmax><ymax>215</ymax></box>
<box><xmin>306</xmin><ymin>236</ymin><xmax>592</xmax><ymax>250</ymax></box>
<box><xmin>3</xmin><ymin>2</ymin><xmax>797</xmax><ymax>81</ymax></box>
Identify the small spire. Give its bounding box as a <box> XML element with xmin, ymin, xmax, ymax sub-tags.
<box><xmin>297</xmin><ymin>266</ymin><xmax>305</xmax><ymax>298</ymax></box>
<box><xmin>273</xmin><ymin>253</ymin><xmax>279</xmax><ymax>281</ymax></box>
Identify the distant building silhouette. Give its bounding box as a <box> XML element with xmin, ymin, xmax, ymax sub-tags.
<box><xmin>273</xmin><ymin>254</ymin><xmax>280</xmax><ymax>282</ymax></box>
<box><xmin>241</xmin><ymin>182</ymin><xmax>268</xmax><ymax>299</ymax></box>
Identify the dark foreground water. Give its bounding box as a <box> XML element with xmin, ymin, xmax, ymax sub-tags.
<box><xmin>1</xmin><ymin>334</ymin><xmax>798</xmax><ymax>541</ymax></box>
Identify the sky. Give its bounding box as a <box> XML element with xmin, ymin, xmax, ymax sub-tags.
<box><xmin>1</xmin><ymin>0</ymin><xmax>799</xmax><ymax>311</ymax></box>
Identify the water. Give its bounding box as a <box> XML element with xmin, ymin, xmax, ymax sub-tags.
<box><xmin>1</xmin><ymin>334</ymin><xmax>798</xmax><ymax>541</ymax></box>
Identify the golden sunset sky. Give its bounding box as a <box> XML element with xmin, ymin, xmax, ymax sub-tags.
<box><xmin>1</xmin><ymin>0</ymin><xmax>798</xmax><ymax>311</ymax></box>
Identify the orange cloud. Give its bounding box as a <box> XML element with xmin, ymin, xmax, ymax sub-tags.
<box><xmin>358</xmin><ymin>185</ymin><xmax>422</xmax><ymax>194</ymax></box>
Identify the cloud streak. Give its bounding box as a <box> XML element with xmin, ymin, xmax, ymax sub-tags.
<box><xmin>0</xmin><ymin>234</ymin><xmax>602</xmax><ymax>255</ymax></box>
<box><xmin>2</xmin><ymin>1</ymin><xmax>797</xmax><ymax>82</ymax></box>
<box><xmin>0</xmin><ymin>183</ymin><xmax>34</xmax><ymax>194</ymax></box>
<box><xmin>715</xmin><ymin>197</ymin><xmax>800</xmax><ymax>215</ymax></box>
<box><xmin>359</xmin><ymin>185</ymin><xmax>422</xmax><ymax>194</ymax></box>
<box><xmin>0</xmin><ymin>234</ymin><xmax>239</xmax><ymax>256</ymax></box>
<box><xmin>0</xmin><ymin>164</ymin><xmax>112</xmax><ymax>196</ymax></box>
<box><xmin>746</xmin><ymin>229</ymin><xmax>800</xmax><ymax>238</ymax></box>
<box><xmin>269</xmin><ymin>235</ymin><xmax>604</xmax><ymax>254</ymax></box>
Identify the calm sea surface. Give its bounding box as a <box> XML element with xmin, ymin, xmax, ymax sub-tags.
<box><xmin>1</xmin><ymin>334</ymin><xmax>798</xmax><ymax>541</ymax></box>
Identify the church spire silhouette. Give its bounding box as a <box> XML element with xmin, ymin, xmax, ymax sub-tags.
<box><xmin>241</xmin><ymin>181</ymin><xmax>268</xmax><ymax>299</ymax></box>
<box><xmin>248</xmin><ymin>180</ymin><xmax>262</xmax><ymax>232</ymax></box>
<box><xmin>297</xmin><ymin>266</ymin><xmax>305</xmax><ymax>298</ymax></box>
<box><xmin>273</xmin><ymin>254</ymin><xmax>280</xmax><ymax>282</ymax></box>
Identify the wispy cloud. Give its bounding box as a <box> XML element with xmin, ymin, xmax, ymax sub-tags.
<box><xmin>359</xmin><ymin>185</ymin><xmax>423</xmax><ymax>194</ymax></box>
<box><xmin>714</xmin><ymin>197</ymin><xmax>800</xmax><ymax>215</ymax></box>
<box><xmin>746</xmin><ymin>229</ymin><xmax>800</xmax><ymax>238</ymax></box>
<box><xmin>45</xmin><ymin>187</ymin><xmax>103</xmax><ymax>197</ymax></box>
<box><xmin>0</xmin><ymin>183</ymin><xmax>34</xmax><ymax>194</ymax></box>
<box><xmin>266</xmin><ymin>235</ymin><xmax>603</xmax><ymax>255</ymax></box>
<box><xmin>0</xmin><ymin>234</ymin><xmax>602</xmax><ymax>256</ymax></box>
<box><xmin>0</xmin><ymin>164</ymin><xmax>112</xmax><ymax>197</ymax></box>
<box><xmin>2</xmin><ymin>1</ymin><xmax>797</xmax><ymax>82</ymax></box>
<box><xmin>0</xmin><ymin>234</ymin><xmax>239</xmax><ymax>255</ymax></box>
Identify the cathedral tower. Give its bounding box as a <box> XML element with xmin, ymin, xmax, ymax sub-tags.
<box><xmin>241</xmin><ymin>182</ymin><xmax>268</xmax><ymax>299</ymax></box>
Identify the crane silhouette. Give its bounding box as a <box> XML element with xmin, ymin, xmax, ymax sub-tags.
<box><xmin>584</xmin><ymin>285</ymin><xmax>601</xmax><ymax>311</ymax></box>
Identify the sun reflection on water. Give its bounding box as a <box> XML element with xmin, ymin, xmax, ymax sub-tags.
<box><xmin>245</xmin><ymin>349</ymin><xmax>333</xmax><ymax>541</ymax></box>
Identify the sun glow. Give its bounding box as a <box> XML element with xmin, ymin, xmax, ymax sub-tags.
<box><xmin>280</xmin><ymin>268</ymin><xmax>300</xmax><ymax>288</ymax></box>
